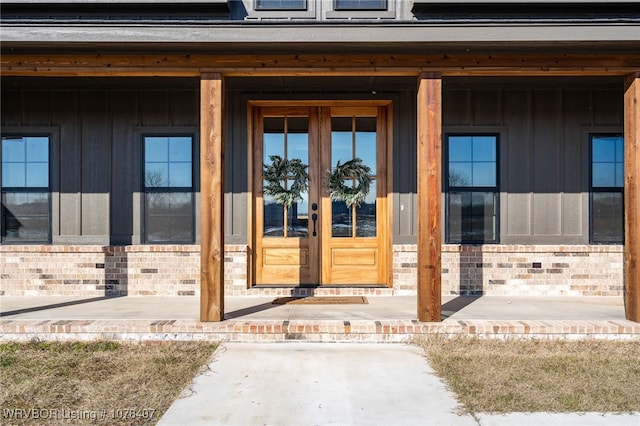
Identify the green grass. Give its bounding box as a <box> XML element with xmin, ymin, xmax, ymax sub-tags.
<box><xmin>1</xmin><ymin>341</ymin><xmax>218</xmax><ymax>425</ymax></box>
<box><xmin>417</xmin><ymin>336</ymin><xmax>640</xmax><ymax>414</ymax></box>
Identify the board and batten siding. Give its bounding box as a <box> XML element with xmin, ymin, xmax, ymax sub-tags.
<box><xmin>1</xmin><ymin>78</ymin><xmax>624</xmax><ymax>246</ymax></box>
<box><xmin>443</xmin><ymin>85</ymin><xmax>623</xmax><ymax>244</ymax></box>
<box><xmin>1</xmin><ymin>86</ymin><xmax>200</xmax><ymax>245</ymax></box>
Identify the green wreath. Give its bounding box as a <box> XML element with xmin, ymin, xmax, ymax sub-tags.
<box><xmin>263</xmin><ymin>155</ymin><xmax>310</xmax><ymax>208</ymax></box>
<box><xmin>326</xmin><ymin>158</ymin><xmax>372</xmax><ymax>208</ymax></box>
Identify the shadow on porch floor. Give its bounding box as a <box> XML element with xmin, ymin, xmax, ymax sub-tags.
<box><xmin>0</xmin><ymin>295</ymin><xmax>628</xmax><ymax>321</ymax></box>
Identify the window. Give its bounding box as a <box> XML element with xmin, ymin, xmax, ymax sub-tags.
<box><xmin>334</xmin><ymin>0</ymin><xmax>387</xmax><ymax>10</ymax></box>
<box><xmin>445</xmin><ymin>135</ymin><xmax>498</xmax><ymax>243</ymax></box>
<box><xmin>256</xmin><ymin>0</ymin><xmax>307</xmax><ymax>10</ymax></box>
<box><xmin>591</xmin><ymin>134</ymin><xmax>624</xmax><ymax>243</ymax></box>
<box><xmin>1</xmin><ymin>136</ymin><xmax>51</xmax><ymax>243</ymax></box>
<box><xmin>143</xmin><ymin>135</ymin><xmax>194</xmax><ymax>243</ymax></box>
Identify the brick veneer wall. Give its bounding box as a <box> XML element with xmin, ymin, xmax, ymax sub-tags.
<box><xmin>0</xmin><ymin>245</ymin><xmax>201</xmax><ymax>296</ymax></box>
<box><xmin>1</xmin><ymin>244</ymin><xmax>623</xmax><ymax>297</ymax></box>
<box><xmin>393</xmin><ymin>244</ymin><xmax>624</xmax><ymax>296</ymax></box>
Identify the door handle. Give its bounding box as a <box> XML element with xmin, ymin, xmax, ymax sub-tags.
<box><xmin>312</xmin><ymin>213</ymin><xmax>318</xmax><ymax>237</ymax></box>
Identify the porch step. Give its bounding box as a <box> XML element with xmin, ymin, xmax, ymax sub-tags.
<box><xmin>2</xmin><ymin>318</ymin><xmax>638</xmax><ymax>343</ymax></box>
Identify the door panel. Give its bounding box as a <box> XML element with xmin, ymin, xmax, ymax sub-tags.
<box><xmin>321</xmin><ymin>106</ymin><xmax>388</xmax><ymax>285</ymax></box>
<box><xmin>253</xmin><ymin>103</ymin><xmax>389</xmax><ymax>286</ymax></box>
<box><xmin>254</xmin><ymin>107</ymin><xmax>319</xmax><ymax>285</ymax></box>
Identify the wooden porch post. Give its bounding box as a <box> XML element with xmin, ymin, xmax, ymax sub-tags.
<box><xmin>624</xmin><ymin>73</ymin><xmax>640</xmax><ymax>323</ymax></box>
<box><xmin>417</xmin><ymin>72</ymin><xmax>442</xmax><ymax>322</ymax></box>
<box><xmin>200</xmin><ymin>73</ymin><xmax>225</xmax><ymax>322</ymax></box>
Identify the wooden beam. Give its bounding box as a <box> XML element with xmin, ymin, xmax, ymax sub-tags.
<box><xmin>624</xmin><ymin>73</ymin><xmax>640</xmax><ymax>323</ymax></box>
<box><xmin>200</xmin><ymin>72</ymin><xmax>224</xmax><ymax>322</ymax></box>
<box><xmin>2</xmin><ymin>53</ymin><xmax>639</xmax><ymax>77</ymax></box>
<box><xmin>417</xmin><ymin>72</ymin><xmax>442</xmax><ymax>322</ymax></box>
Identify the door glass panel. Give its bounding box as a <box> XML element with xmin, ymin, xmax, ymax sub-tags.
<box><xmin>356</xmin><ymin>180</ymin><xmax>376</xmax><ymax>237</ymax></box>
<box><xmin>263</xmin><ymin>188</ymin><xmax>285</xmax><ymax>237</ymax></box>
<box><xmin>288</xmin><ymin>191</ymin><xmax>309</xmax><ymax>237</ymax></box>
<box><xmin>330</xmin><ymin>114</ymin><xmax>377</xmax><ymax>239</ymax></box>
<box><xmin>332</xmin><ymin>198</ymin><xmax>351</xmax><ymax>237</ymax></box>
<box><xmin>331</xmin><ymin>116</ymin><xmax>352</xmax><ymax>164</ymax></box>
<box><xmin>355</xmin><ymin>117</ymin><xmax>377</xmax><ymax>174</ymax></box>
<box><xmin>287</xmin><ymin>116</ymin><xmax>309</xmax><ymax>238</ymax></box>
<box><xmin>263</xmin><ymin>117</ymin><xmax>285</xmax><ymax>164</ymax></box>
<box><xmin>263</xmin><ymin>115</ymin><xmax>309</xmax><ymax>238</ymax></box>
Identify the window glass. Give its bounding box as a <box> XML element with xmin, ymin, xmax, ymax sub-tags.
<box><xmin>2</xmin><ymin>192</ymin><xmax>50</xmax><ymax>243</ymax></box>
<box><xmin>143</xmin><ymin>135</ymin><xmax>194</xmax><ymax>243</ymax></box>
<box><xmin>334</xmin><ymin>0</ymin><xmax>387</xmax><ymax>10</ymax></box>
<box><xmin>26</xmin><ymin>137</ymin><xmax>49</xmax><ymax>162</ymax></box>
<box><xmin>2</xmin><ymin>163</ymin><xmax>25</xmax><ymax>188</ymax></box>
<box><xmin>591</xmin><ymin>192</ymin><xmax>624</xmax><ymax>243</ymax></box>
<box><xmin>145</xmin><ymin>137</ymin><xmax>169</xmax><ymax>162</ymax></box>
<box><xmin>2</xmin><ymin>138</ymin><xmax>25</xmax><ymax>162</ymax></box>
<box><xmin>448</xmin><ymin>191</ymin><xmax>497</xmax><ymax>242</ymax></box>
<box><xmin>446</xmin><ymin>135</ymin><xmax>498</xmax><ymax>243</ymax></box>
<box><xmin>144</xmin><ymin>192</ymin><xmax>194</xmax><ymax>243</ymax></box>
<box><xmin>256</xmin><ymin>0</ymin><xmax>307</xmax><ymax>10</ymax></box>
<box><xmin>591</xmin><ymin>135</ymin><xmax>624</xmax><ymax>243</ymax></box>
<box><xmin>592</xmin><ymin>135</ymin><xmax>624</xmax><ymax>188</ymax></box>
<box><xmin>472</xmin><ymin>136</ymin><xmax>497</xmax><ymax>162</ymax></box>
<box><xmin>472</xmin><ymin>162</ymin><xmax>496</xmax><ymax>187</ymax></box>
<box><xmin>1</xmin><ymin>136</ymin><xmax>51</xmax><ymax>243</ymax></box>
<box><xmin>144</xmin><ymin>136</ymin><xmax>192</xmax><ymax>188</ymax></box>
<box><xmin>2</xmin><ymin>136</ymin><xmax>49</xmax><ymax>189</ymax></box>
<box><xmin>448</xmin><ymin>135</ymin><xmax>496</xmax><ymax>188</ymax></box>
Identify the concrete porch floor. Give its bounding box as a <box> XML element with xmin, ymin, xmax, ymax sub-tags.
<box><xmin>1</xmin><ymin>295</ymin><xmax>639</xmax><ymax>342</ymax></box>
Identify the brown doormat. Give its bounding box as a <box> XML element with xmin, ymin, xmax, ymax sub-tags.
<box><xmin>272</xmin><ymin>296</ymin><xmax>368</xmax><ymax>305</ymax></box>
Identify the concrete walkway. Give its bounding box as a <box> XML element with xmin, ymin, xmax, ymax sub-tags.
<box><xmin>158</xmin><ymin>342</ymin><xmax>639</xmax><ymax>426</ymax></box>
<box><xmin>158</xmin><ymin>343</ymin><xmax>477</xmax><ymax>426</ymax></box>
<box><xmin>1</xmin><ymin>296</ymin><xmax>638</xmax><ymax>425</ymax></box>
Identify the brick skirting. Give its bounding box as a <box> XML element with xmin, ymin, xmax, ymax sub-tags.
<box><xmin>0</xmin><ymin>245</ymin><xmax>202</xmax><ymax>297</ymax></box>
<box><xmin>394</xmin><ymin>244</ymin><xmax>624</xmax><ymax>297</ymax></box>
<box><xmin>1</xmin><ymin>244</ymin><xmax>624</xmax><ymax>297</ymax></box>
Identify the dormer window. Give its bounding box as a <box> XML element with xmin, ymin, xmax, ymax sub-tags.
<box><xmin>256</xmin><ymin>0</ymin><xmax>307</xmax><ymax>10</ymax></box>
<box><xmin>334</xmin><ymin>0</ymin><xmax>387</xmax><ymax>10</ymax></box>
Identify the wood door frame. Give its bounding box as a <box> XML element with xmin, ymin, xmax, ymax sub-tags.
<box><xmin>248</xmin><ymin>100</ymin><xmax>393</xmax><ymax>287</ymax></box>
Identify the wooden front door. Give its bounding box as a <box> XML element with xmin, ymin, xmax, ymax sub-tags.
<box><xmin>252</xmin><ymin>103</ymin><xmax>390</xmax><ymax>286</ymax></box>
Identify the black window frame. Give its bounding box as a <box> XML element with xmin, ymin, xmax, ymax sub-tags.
<box><xmin>1</xmin><ymin>134</ymin><xmax>52</xmax><ymax>245</ymax></box>
<box><xmin>589</xmin><ymin>133</ymin><xmax>624</xmax><ymax>244</ymax></box>
<box><xmin>334</xmin><ymin>0</ymin><xmax>387</xmax><ymax>11</ymax></box>
<box><xmin>444</xmin><ymin>133</ymin><xmax>500</xmax><ymax>244</ymax></box>
<box><xmin>255</xmin><ymin>0</ymin><xmax>307</xmax><ymax>10</ymax></box>
<box><xmin>142</xmin><ymin>133</ymin><xmax>196</xmax><ymax>244</ymax></box>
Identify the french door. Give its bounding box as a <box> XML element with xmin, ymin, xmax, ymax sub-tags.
<box><xmin>252</xmin><ymin>102</ymin><xmax>390</xmax><ymax>285</ymax></box>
